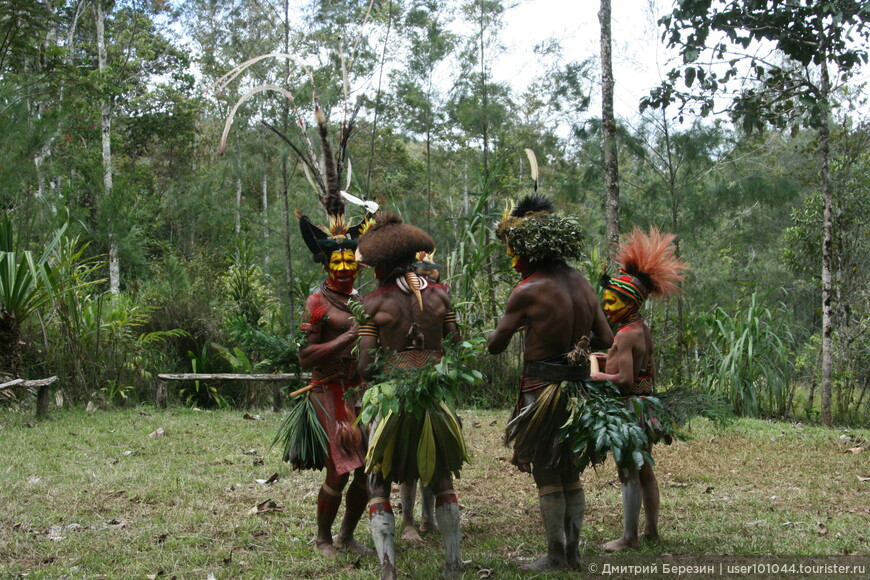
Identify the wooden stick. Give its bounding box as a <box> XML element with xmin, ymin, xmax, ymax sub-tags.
<box><xmin>289</xmin><ymin>383</ymin><xmax>316</xmax><ymax>397</ymax></box>
<box><xmin>289</xmin><ymin>372</ymin><xmax>342</xmax><ymax>397</ymax></box>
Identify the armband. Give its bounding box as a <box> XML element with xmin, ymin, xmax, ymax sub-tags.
<box><xmin>358</xmin><ymin>323</ymin><xmax>380</xmax><ymax>338</ymax></box>
<box><xmin>444</xmin><ymin>311</ymin><xmax>457</xmax><ymax>324</ymax></box>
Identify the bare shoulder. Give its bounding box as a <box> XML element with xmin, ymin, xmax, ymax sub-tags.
<box><xmin>615</xmin><ymin>323</ymin><xmax>645</xmax><ymax>345</ymax></box>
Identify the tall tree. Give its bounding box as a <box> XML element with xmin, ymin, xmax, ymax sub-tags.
<box><xmin>599</xmin><ymin>0</ymin><xmax>620</xmax><ymax>260</ymax></box>
<box><xmin>95</xmin><ymin>0</ymin><xmax>119</xmax><ymax>294</ymax></box>
<box><xmin>644</xmin><ymin>0</ymin><xmax>870</xmax><ymax>427</ymax></box>
<box><xmin>388</xmin><ymin>0</ymin><xmax>456</xmax><ymax>227</ymax></box>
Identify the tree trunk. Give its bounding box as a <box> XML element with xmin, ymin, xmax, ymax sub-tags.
<box><xmin>235</xmin><ymin>175</ymin><xmax>242</xmax><ymax>236</ymax></box>
<box><xmin>819</xmin><ymin>51</ymin><xmax>834</xmax><ymax>428</ymax></box>
<box><xmin>281</xmin><ymin>0</ymin><xmax>295</xmax><ymax>317</ymax></box>
<box><xmin>599</xmin><ymin>0</ymin><xmax>620</xmax><ymax>261</ymax></box>
<box><xmin>0</xmin><ymin>311</ymin><xmax>21</xmax><ymax>377</ymax></box>
<box><xmin>96</xmin><ymin>0</ymin><xmax>120</xmax><ymax>294</ymax></box>
<box><xmin>262</xmin><ymin>172</ymin><xmax>269</xmax><ymax>267</ymax></box>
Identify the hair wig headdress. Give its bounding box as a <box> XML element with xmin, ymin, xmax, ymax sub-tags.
<box><xmin>601</xmin><ymin>226</ymin><xmax>688</xmax><ymax>308</ymax></box>
<box><xmin>356</xmin><ymin>213</ymin><xmax>435</xmax><ymax>309</ymax></box>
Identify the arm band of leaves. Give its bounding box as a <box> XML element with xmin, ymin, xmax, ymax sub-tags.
<box><xmin>444</xmin><ymin>311</ymin><xmax>457</xmax><ymax>324</ymax></box>
<box><xmin>359</xmin><ymin>323</ymin><xmax>379</xmax><ymax>338</ymax></box>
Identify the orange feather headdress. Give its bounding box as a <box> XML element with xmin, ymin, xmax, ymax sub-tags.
<box><xmin>603</xmin><ymin>227</ymin><xmax>688</xmax><ymax>307</ymax></box>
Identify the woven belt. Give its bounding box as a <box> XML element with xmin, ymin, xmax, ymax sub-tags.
<box><xmin>523</xmin><ymin>360</ymin><xmax>589</xmax><ymax>382</ymax></box>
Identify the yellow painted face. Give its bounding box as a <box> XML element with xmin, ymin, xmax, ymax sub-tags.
<box><xmin>603</xmin><ymin>289</ymin><xmax>632</xmax><ymax>324</ymax></box>
<box><xmin>506</xmin><ymin>245</ymin><xmax>521</xmax><ymax>269</ymax></box>
<box><xmin>326</xmin><ymin>249</ymin><xmax>357</xmax><ymax>292</ymax></box>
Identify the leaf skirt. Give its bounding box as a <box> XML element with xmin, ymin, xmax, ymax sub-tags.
<box><xmin>366</xmin><ymin>400</ymin><xmax>468</xmax><ymax>486</ymax></box>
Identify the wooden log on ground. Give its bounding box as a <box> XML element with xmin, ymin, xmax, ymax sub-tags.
<box><xmin>155</xmin><ymin>373</ymin><xmax>311</xmax><ymax>409</ymax></box>
<box><xmin>2</xmin><ymin>376</ymin><xmax>59</xmax><ymax>418</ymax></box>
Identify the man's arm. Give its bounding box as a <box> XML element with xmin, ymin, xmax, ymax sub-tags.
<box><xmin>487</xmin><ymin>286</ymin><xmax>530</xmax><ymax>355</ymax></box>
<box><xmin>590</xmin><ymin>330</ymin><xmax>640</xmax><ymax>388</ymax></box>
<box><xmin>298</xmin><ymin>327</ymin><xmax>357</xmax><ymax>369</ymax></box>
<box><xmin>297</xmin><ymin>294</ymin><xmax>358</xmax><ymax>369</ymax></box>
<box><xmin>441</xmin><ymin>293</ymin><xmax>461</xmax><ymax>345</ymax></box>
<box><xmin>357</xmin><ymin>333</ymin><xmax>379</xmax><ymax>381</ymax></box>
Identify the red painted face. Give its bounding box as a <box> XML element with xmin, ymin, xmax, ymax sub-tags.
<box><xmin>325</xmin><ymin>249</ymin><xmax>357</xmax><ymax>293</ymax></box>
<box><xmin>603</xmin><ymin>289</ymin><xmax>633</xmax><ymax>324</ymax></box>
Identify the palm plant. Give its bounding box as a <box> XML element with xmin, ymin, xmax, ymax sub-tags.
<box><xmin>0</xmin><ymin>215</ymin><xmax>80</xmax><ymax>377</ymax></box>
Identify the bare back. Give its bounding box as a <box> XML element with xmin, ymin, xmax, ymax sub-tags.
<box><xmin>488</xmin><ymin>263</ymin><xmax>613</xmax><ymax>360</ymax></box>
<box><xmin>358</xmin><ymin>282</ymin><xmax>458</xmax><ymax>379</ymax></box>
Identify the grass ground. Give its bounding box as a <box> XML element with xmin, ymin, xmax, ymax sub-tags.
<box><xmin>0</xmin><ymin>406</ymin><xmax>867</xmax><ymax>579</ymax></box>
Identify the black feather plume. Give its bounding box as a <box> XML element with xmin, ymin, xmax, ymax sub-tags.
<box><xmin>511</xmin><ymin>195</ymin><xmax>554</xmax><ymax>218</ymax></box>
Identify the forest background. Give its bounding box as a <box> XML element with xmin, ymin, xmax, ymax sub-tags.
<box><xmin>1</xmin><ymin>0</ymin><xmax>868</xmax><ymax>427</ymax></box>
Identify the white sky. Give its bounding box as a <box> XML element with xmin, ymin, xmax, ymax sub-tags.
<box><xmin>495</xmin><ymin>0</ymin><xmax>672</xmax><ymax>120</ymax></box>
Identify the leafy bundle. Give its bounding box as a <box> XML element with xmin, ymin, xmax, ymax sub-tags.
<box><xmin>559</xmin><ymin>380</ymin><xmax>682</xmax><ymax>471</ymax></box>
<box><xmin>271</xmin><ymin>392</ymin><xmax>329</xmax><ymax>470</ymax></box>
<box><xmin>360</xmin><ymin>338</ymin><xmax>484</xmax><ymax>485</ymax></box>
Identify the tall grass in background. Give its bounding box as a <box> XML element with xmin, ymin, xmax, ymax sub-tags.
<box><xmin>697</xmin><ymin>291</ymin><xmax>794</xmax><ymax>418</ymax></box>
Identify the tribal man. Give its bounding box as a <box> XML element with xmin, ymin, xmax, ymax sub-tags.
<box><xmin>590</xmin><ymin>226</ymin><xmax>687</xmax><ymax>552</ymax></box>
<box><xmin>398</xmin><ymin>250</ymin><xmax>444</xmax><ymax>542</ymax></box>
<box><xmin>487</xmin><ymin>195</ymin><xmax>613</xmax><ymax>571</ymax></box>
<box><xmin>279</xmin><ymin>106</ymin><xmax>372</xmax><ymax>557</ymax></box>
<box><xmin>356</xmin><ymin>214</ymin><xmax>465</xmax><ymax>580</ymax></box>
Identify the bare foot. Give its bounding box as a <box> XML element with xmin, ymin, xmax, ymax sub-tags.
<box><xmin>316</xmin><ymin>541</ymin><xmax>338</xmax><ymax>557</ymax></box>
<box><xmin>380</xmin><ymin>558</ymin><xmax>397</xmax><ymax>580</ymax></box>
<box><xmin>642</xmin><ymin>531</ymin><xmax>660</xmax><ymax>542</ymax></box>
<box><xmin>442</xmin><ymin>561</ymin><xmax>464</xmax><ymax>578</ymax></box>
<box><xmin>604</xmin><ymin>536</ymin><xmax>639</xmax><ymax>552</ymax></box>
<box><xmin>335</xmin><ymin>537</ymin><xmax>374</xmax><ymax>555</ymax></box>
<box><xmin>401</xmin><ymin>524</ymin><xmax>424</xmax><ymax>542</ymax></box>
<box><xmin>419</xmin><ymin>519</ymin><xmax>439</xmax><ymax>534</ymax></box>
<box><xmin>519</xmin><ymin>555</ymin><xmax>567</xmax><ymax>572</ymax></box>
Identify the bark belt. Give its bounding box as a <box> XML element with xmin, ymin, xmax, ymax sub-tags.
<box><xmin>523</xmin><ymin>360</ymin><xmax>589</xmax><ymax>382</ymax></box>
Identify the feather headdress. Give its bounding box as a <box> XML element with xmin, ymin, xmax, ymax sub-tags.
<box><xmin>602</xmin><ymin>226</ymin><xmax>688</xmax><ymax>307</ymax></box>
<box><xmin>292</xmin><ymin>103</ymin><xmax>375</xmax><ymax>263</ymax></box>
<box><xmin>213</xmin><ymin>52</ymin><xmax>377</xmax><ymax>264</ymax></box>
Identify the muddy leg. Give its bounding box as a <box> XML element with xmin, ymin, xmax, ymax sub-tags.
<box><xmin>335</xmin><ymin>469</ymin><xmax>373</xmax><ymax>555</ymax></box>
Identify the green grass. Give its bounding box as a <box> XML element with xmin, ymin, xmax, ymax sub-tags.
<box><xmin>0</xmin><ymin>407</ymin><xmax>868</xmax><ymax>579</ymax></box>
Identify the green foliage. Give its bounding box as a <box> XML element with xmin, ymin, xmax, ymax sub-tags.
<box><xmin>697</xmin><ymin>292</ymin><xmax>794</xmax><ymax>418</ymax></box>
<box><xmin>179</xmin><ymin>344</ymin><xmax>229</xmax><ymax>409</ymax></box>
<box><xmin>646</xmin><ymin>0</ymin><xmax>870</xmax><ymax>131</ymax></box>
<box><xmin>359</xmin><ymin>337</ymin><xmax>485</xmax><ymax>424</ymax></box>
<box><xmin>360</xmin><ymin>338</ymin><xmax>483</xmax><ymax>485</ymax></box>
<box><xmin>271</xmin><ymin>392</ymin><xmax>329</xmax><ymax>469</ymax></box>
<box><xmin>655</xmin><ymin>384</ymin><xmax>735</xmax><ymax>428</ymax></box>
<box><xmin>560</xmin><ymin>381</ymin><xmax>658</xmax><ymax>471</ymax></box>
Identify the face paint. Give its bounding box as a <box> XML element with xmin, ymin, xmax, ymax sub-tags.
<box><xmin>603</xmin><ymin>289</ymin><xmax>633</xmax><ymax>324</ymax></box>
<box><xmin>507</xmin><ymin>245</ymin><xmax>524</xmax><ymax>273</ymax></box>
<box><xmin>326</xmin><ymin>249</ymin><xmax>357</xmax><ymax>293</ymax></box>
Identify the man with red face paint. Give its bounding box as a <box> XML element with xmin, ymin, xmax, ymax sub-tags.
<box><xmin>590</xmin><ymin>227</ymin><xmax>687</xmax><ymax>552</ymax></box>
<box><xmin>488</xmin><ymin>196</ymin><xmax>613</xmax><ymax>571</ymax></box>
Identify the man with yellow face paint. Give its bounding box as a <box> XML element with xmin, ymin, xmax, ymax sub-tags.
<box><xmin>295</xmin><ymin>231</ymin><xmax>371</xmax><ymax>558</ymax></box>
<box><xmin>590</xmin><ymin>227</ymin><xmax>687</xmax><ymax>552</ymax></box>
<box><xmin>488</xmin><ymin>196</ymin><xmax>613</xmax><ymax>571</ymax></box>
